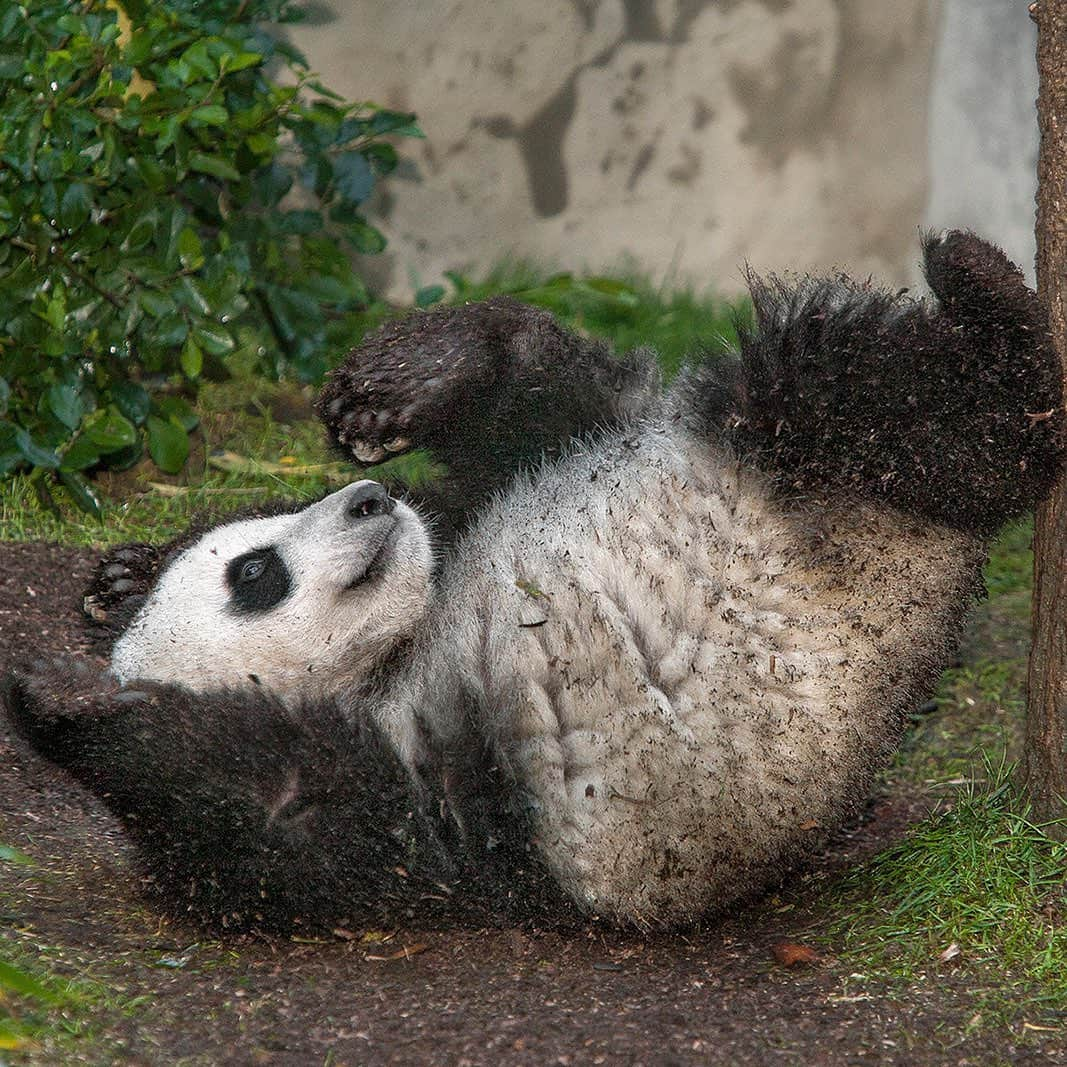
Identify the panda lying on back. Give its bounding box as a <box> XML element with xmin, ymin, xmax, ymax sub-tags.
<box><xmin>6</xmin><ymin>233</ymin><xmax>1064</xmax><ymax>931</ymax></box>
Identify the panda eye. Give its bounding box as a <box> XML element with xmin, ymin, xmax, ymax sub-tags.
<box><xmin>225</xmin><ymin>546</ymin><xmax>291</xmax><ymax>614</ymax></box>
<box><xmin>239</xmin><ymin>558</ymin><xmax>266</xmax><ymax>583</ymax></box>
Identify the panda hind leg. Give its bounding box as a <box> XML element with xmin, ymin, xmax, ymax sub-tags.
<box><xmin>678</xmin><ymin>231</ymin><xmax>1065</xmax><ymax>534</ymax></box>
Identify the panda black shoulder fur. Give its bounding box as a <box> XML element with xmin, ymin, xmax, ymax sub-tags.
<box><xmin>6</xmin><ymin>232</ymin><xmax>1065</xmax><ymax>932</ymax></box>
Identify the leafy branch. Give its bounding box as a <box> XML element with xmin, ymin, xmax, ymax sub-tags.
<box><xmin>0</xmin><ymin>0</ymin><xmax>421</xmax><ymax>511</ymax></box>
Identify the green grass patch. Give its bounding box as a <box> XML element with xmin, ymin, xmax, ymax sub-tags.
<box><xmin>0</xmin><ymin>940</ymin><xmax>147</xmax><ymax>1058</ymax></box>
<box><xmin>984</xmin><ymin>518</ymin><xmax>1035</xmax><ymax>601</ymax></box>
<box><xmin>828</xmin><ymin>768</ymin><xmax>1067</xmax><ymax>1025</ymax></box>
<box><xmin>0</xmin><ymin>868</ymin><xmax>144</xmax><ymax>1058</ymax></box>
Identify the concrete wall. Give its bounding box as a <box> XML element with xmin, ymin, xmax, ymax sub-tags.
<box><xmin>287</xmin><ymin>0</ymin><xmax>1036</xmax><ymax>296</ymax></box>
<box><xmin>925</xmin><ymin>0</ymin><xmax>1039</xmax><ymax>284</ymax></box>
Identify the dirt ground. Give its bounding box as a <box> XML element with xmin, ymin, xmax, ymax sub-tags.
<box><xmin>0</xmin><ymin>541</ymin><xmax>1064</xmax><ymax>1066</ymax></box>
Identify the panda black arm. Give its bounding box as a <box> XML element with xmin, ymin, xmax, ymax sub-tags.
<box><xmin>2</xmin><ymin>660</ymin><xmax>557</xmax><ymax>931</ymax></box>
<box><xmin>317</xmin><ymin>297</ymin><xmax>660</xmax><ymax>527</ymax></box>
<box><xmin>680</xmin><ymin>231</ymin><xmax>1065</xmax><ymax>533</ymax></box>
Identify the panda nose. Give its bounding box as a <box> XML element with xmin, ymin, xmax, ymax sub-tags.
<box><xmin>346</xmin><ymin>481</ymin><xmax>395</xmax><ymax>520</ymax></box>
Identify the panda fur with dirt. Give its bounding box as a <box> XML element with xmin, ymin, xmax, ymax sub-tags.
<box><xmin>6</xmin><ymin>232</ymin><xmax>1065</xmax><ymax>932</ymax></box>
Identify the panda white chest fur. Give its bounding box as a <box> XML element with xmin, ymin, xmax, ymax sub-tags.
<box><xmin>390</xmin><ymin>423</ymin><xmax>983</xmax><ymax>923</ymax></box>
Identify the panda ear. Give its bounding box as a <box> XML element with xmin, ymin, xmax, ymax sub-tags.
<box><xmin>82</xmin><ymin>542</ymin><xmax>164</xmax><ymax>636</ymax></box>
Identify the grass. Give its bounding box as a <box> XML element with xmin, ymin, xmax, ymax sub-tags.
<box><xmin>828</xmin><ymin>768</ymin><xmax>1067</xmax><ymax>1028</ymax></box>
<box><xmin>0</xmin><ymin>850</ymin><xmax>146</xmax><ymax>1060</ymax></box>
<box><xmin>0</xmin><ymin>943</ymin><xmax>133</xmax><ymax>1058</ymax></box>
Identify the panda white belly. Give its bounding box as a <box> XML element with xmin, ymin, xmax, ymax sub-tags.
<box><xmin>419</xmin><ymin>425</ymin><xmax>983</xmax><ymax>924</ymax></box>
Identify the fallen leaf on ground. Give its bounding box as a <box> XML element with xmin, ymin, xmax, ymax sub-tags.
<box><xmin>772</xmin><ymin>941</ymin><xmax>820</xmax><ymax>967</ymax></box>
<box><xmin>937</xmin><ymin>942</ymin><xmax>961</xmax><ymax>963</ymax></box>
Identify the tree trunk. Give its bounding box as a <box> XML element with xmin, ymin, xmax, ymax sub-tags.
<box><xmin>1024</xmin><ymin>0</ymin><xmax>1067</xmax><ymax>828</ymax></box>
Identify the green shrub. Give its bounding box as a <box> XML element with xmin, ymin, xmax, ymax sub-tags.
<box><xmin>0</xmin><ymin>0</ymin><xmax>418</xmax><ymax>512</ymax></box>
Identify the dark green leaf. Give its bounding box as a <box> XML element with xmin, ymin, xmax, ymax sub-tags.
<box><xmin>347</xmin><ymin>219</ymin><xmax>386</xmax><ymax>254</ymax></box>
<box><xmin>370</xmin><ymin>110</ymin><xmax>423</xmax><ymax>138</ymax></box>
<box><xmin>99</xmin><ymin>442</ymin><xmax>144</xmax><ymax>472</ymax></box>
<box><xmin>188</xmin><ymin>152</ymin><xmax>241</xmax><ymax>181</ymax></box>
<box><xmin>60</xmin><ymin>433</ymin><xmax>101</xmax><ymax>471</ymax></box>
<box><xmin>333</xmin><ymin>151</ymin><xmax>374</xmax><ymax>204</ymax></box>
<box><xmin>0</xmin><ymin>4</ymin><xmax>19</xmax><ymax>38</ymax></box>
<box><xmin>190</xmin><ymin>104</ymin><xmax>229</xmax><ymax>127</ymax></box>
<box><xmin>58</xmin><ymin>469</ymin><xmax>102</xmax><ymax>517</ymax></box>
<box><xmin>59</xmin><ymin>182</ymin><xmax>91</xmax><ymax>230</ymax></box>
<box><xmin>123</xmin><ymin>209</ymin><xmax>158</xmax><ymax>251</ymax></box>
<box><xmin>13</xmin><ymin>428</ymin><xmax>59</xmax><ymax>469</ymax></box>
<box><xmin>362</xmin><ymin>142</ymin><xmax>398</xmax><ymax>177</ymax></box>
<box><xmin>147</xmin><ymin>415</ymin><xmax>189</xmax><ymax>473</ymax></box>
<box><xmin>223</xmin><ymin>51</ymin><xmax>263</xmax><ymax>73</ymax></box>
<box><xmin>180</xmin><ymin>336</ymin><xmax>203</xmax><ymax>377</ymax></box>
<box><xmin>152</xmin><ymin>313</ymin><xmax>189</xmax><ymax>347</ymax></box>
<box><xmin>177</xmin><ymin>227</ymin><xmax>204</xmax><ymax>270</ymax></box>
<box><xmin>191</xmin><ymin>324</ymin><xmax>234</xmax><ymax>357</ymax></box>
<box><xmin>177</xmin><ymin>276</ymin><xmax>213</xmax><ymax>316</ymax></box>
<box><xmin>138</xmin><ymin>289</ymin><xmax>176</xmax><ymax>319</ymax></box>
<box><xmin>111</xmin><ymin>381</ymin><xmax>150</xmax><ymax>426</ymax></box>
<box><xmin>85</xmin><ymin>408</ymin><xmax>137</xmax><ymax>452</ymax></box>
<box><xmin>154</xmin><ymin>395</ymin><xmax>199</xmax><ymax>432</ymax></box>
<box><xmin>46</xmin><ymin>382</ymin><xmax>85</xmax><ymax>429</ymax></box>
<box><xmin>130</xmin><ymin>154</ymin><xmax>165</xmax><ymax>192</ymax></box>
<box><xmin>300</xmin><ymin>275</ymin><xmax>358</xmax><ymax>304</ymax></box>
<box><xmin>126</xmin><ymin>29</ymin><xmax>153</xmax><ymax>66</ymax></box>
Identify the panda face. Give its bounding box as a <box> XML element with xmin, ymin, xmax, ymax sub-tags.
<box><xmin>110</xmin><ymin>481</ymin><xmax>434</xmax><ymax>700</ymax></box>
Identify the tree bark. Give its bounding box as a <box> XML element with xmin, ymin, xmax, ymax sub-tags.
<box><xmin>1024</xmin><ymin>0</ymin><xmax>1067</xmax><ymax>828</ymax></box>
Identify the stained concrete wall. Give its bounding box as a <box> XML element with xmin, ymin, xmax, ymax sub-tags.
<box><xmin>287</xmin><ymin>0</ymin><xmax>1031</xmax><ymax>297</ymax></box>
<box><xmin>925</xmin><ymin>0</ymin><xmax>1039</xmax><ymax>284</ymax></box>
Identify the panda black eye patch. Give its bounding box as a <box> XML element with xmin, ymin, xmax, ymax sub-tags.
<box><xmin>225</xmin><ymin>546</ymin><xmax>291</xmax><ymax>614</ymax></box>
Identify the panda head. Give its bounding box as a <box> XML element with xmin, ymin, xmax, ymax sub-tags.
<box><xmin>99</xmin><ymin>481</ymin><xmax>433</xmax><ymax>700</ymax></box>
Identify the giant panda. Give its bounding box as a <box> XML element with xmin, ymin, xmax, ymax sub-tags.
<box><xmin>5</xmin><ymin>232</ymin><xmax>1064</xmax><ymax>932</ymax></box>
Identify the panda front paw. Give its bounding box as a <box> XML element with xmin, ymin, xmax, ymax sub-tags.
<box><xmin>82</xmin><ymin>542</ymin><xmax>162</xmax><ymax>633</ymax></box>
<box><xmin>316</xmin><ymin>381</ymin><xmax>416</xmax><ymax>466</ymax></box>
<box><xmin>317</xmin><ymin>297</ymin><xmax>554</xmax><ymax>466</ymax></box>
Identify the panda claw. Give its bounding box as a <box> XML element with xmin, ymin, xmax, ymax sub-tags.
<box><xmin>83</xmin><ymin>596</ymin><xmax>109</xmax><ymax>623</ymax></box>
<box><xmin>353</xmin><ymin>441</ymin><xmax>387</xmax><ymax>464</ymax></box>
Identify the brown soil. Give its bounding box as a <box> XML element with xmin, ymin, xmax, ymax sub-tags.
<box><xmin>0</xmin><ymin>541</ymin><xmax>1062</xmax><ymax>1066</ymax></box>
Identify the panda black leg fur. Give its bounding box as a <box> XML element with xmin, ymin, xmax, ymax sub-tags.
<box><xmin>680</xmin><ymin>231</ymin><xmax>1065</xmax><ymax>533</ymax></box>
<box><xmin>317</xmin><ymin>297</ymin><xmax>660</xmax><ymax>528</ymax></box>
<box><xmin>2</xmin><ymin>660</ymin><xmax>565</xmax><ymax>932</ymax></box>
